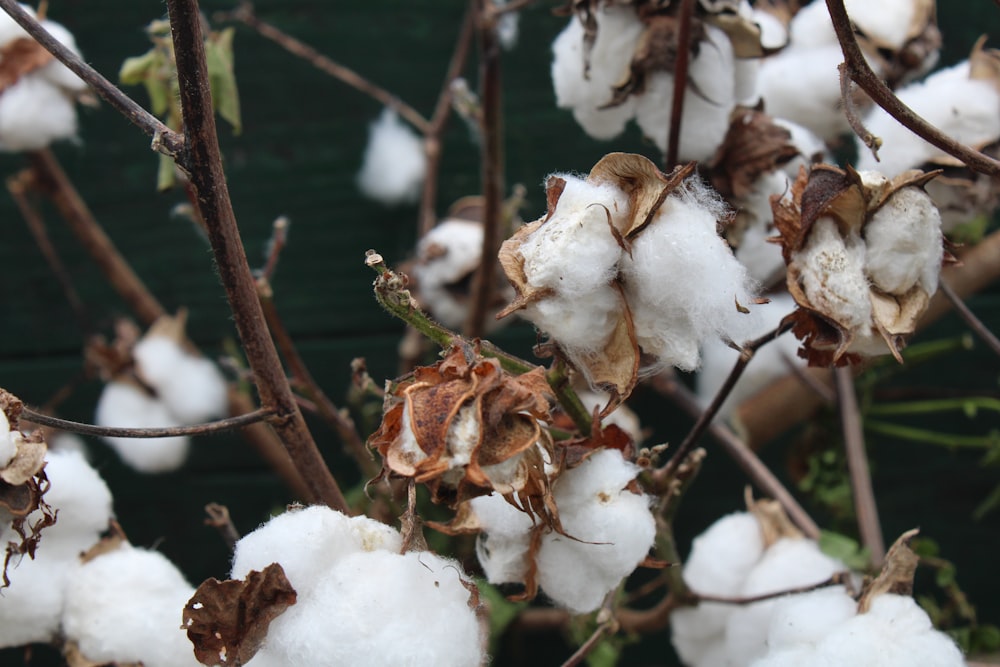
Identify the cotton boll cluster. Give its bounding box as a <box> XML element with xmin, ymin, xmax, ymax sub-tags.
<box><xmin>695</xmin><ymin>292</ymin><xmax>802</xmax><ymax>424</ymax></box>
<box><xmin>95</xmin><ymin>324</ymin><xmax>229</xmax><ymax>473</ymax></box>
<box><xmin>472</xmin><ymin>448</ymin><xmax>656</xmax><ymax>614</ymax></box>
<box><xmin>230</xmin><ymin>505</ymin><xmax>485</xmax><ymax>667</ymax></box>
<box><xmin>670</xmin><ymin>507</ymin><xmax>850</xmax><ymax>667</ymax></box>
<box><xmin>0</xmin><ymin>6</ymin><xmax>88</xmax><ymax>152</ymax></box>
<box><xmin>63</xmin><ymin>544</ymin><xmax>200</xmax><ymax>667</ymax></box>
<box><xmin>0</xmin><ymin>449</ymin><xmax>114</xmax><ymax>648</ymax></box>
<box><xmin>357</xmin><ymin>107</ymin><xmax>427</xmax><ymax>205</ymax></box>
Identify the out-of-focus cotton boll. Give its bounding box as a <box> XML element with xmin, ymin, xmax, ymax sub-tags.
<box><xmin>864</xmin><ymin>185</ymin><xmax>943</xmax><ymax>296</ymax></box>
<box><xmin>724</xmin><ymin>537</ymin><xmax>846</xmax><ymax>665</ymax></box>
<box><xmin>670</xmin><ymin>512</ymin><xmax>766</xmax><ymax>665</ymax></box>
<box><xmin>535</xmin><ymin>449</ymin><xmax>655</xmax><ymax>613</ymax></box>
<box><xmin>62</xmin><ymin>545</ymin><xmax>199</xmax><ymax>667</ymax></box>
<box><xmin>623</xmin><ymin>180</ymin><xmax>760</xmax><ymax>372</ymax></box>
<box><xmin>132</xmin><ymin>335</ymin><xmax>229</xmax><ymax>424</ymax></box>
<box><xmin>471</xmin><ymin>493</ymin><xmax>534</xmax><ymax>584</ymax></box>
<box><xmin>34</xmin><ymin>20</ymin><xmax>87</xmax><ymax>92</ymax></box>
<box><xmin>94</xmin><ymin>381</ymin><xmax>190</xmax><ymax>473</ymax></box>
<box><xmin>0</xmin><ymin>4</ymin><xmax>33</xmax><ymax>45</ymax></box>
<box><xmin>856</xmin><ymin>61</ymin><xmax>1000</xmax><ymax>177</ymax></box>
<box><xmin>357</xmin><ymin>107</ymin><xmax>426</xmax><ymax>205</ymax></box>
<box><xmin>758</xmin><ymin>45</ymin><xmax>850</xmax><ymax>141</ymax></box>
<box><xmin>844</xmin><ymin>0</ymin><xmax>920</xmax><ymax>51</ymax></box>
<box><xmin>551</xmin><ymin>6</ymin><xmax>643</xmax><ymax>141</ymax></box>
<box><xmin>495</xmin><ymin>0</ymin><xmax>519</xmax><ymax>50</ymax></box>
<box><xmin>0</xmin><ymin>549</ymin><xmax>78</xmax><ymax>647</ymax></box>
<box><xmin>248</xmin><ymin>550</ymin><xmax>483</xmax><ymax>667</ymax></box>
<box><xmin>635</xmin><ymin>25</ymin><xmax>736</xmax><ymax>162</ymax></box>
<box><xmin>696</xmin><ymin>292</ymin><xmax>801</xmax><ymax>423</ymax></box>
<box><xmin>47</xmin><ymin>431</ymin><xmax>88</xmax><ymax>456</ymax></box>
<box><xmin>764</xmin><ymin>586</ymin><xmax>857</xmax><ymax>654</ymax></box>
<box><xmin>0</xmin><ymin>75</ymin><xmax>79</xmax><ymax>151</ymax></box>
<box><xmin>0</xmin><ymin>408</ymin><xmax>14</xmax><ymax>466</ymax></box>
<box><xmin>232</xmin><ymin>506</ymin><xmax>402</xmax><ymax>589</ymax></box>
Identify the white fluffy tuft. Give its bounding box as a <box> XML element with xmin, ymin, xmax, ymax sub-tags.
<box><xmin>357</xmin><ymin>108</ymin><xmax>426</xmax><ymax>205</ymax></box>
<box><xmin>94</xmin><ymin>381</ymin><xmax>191</xmax><ymax>473</ymax></box>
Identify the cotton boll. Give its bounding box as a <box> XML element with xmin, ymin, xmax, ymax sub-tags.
<box><xmin>63</xmin><ymin>545</ymin><xmax>199</xmax><ymax>667</ymax></box>
<box><xmin>413</xmin><ymin>219</ymin><xmax>486</xmax><ymax>329</ymax></box>
<box><xmin>132</xmin><ymin>335</ymin><xmax>187</xmax><ymax>387</ymax></box>
<box><xmin>635</xmin><ymin>26</ymin><xmax>736</xmax><ymax>161</ymax></box>
<box><xmin>0</xmin><ymin>75</ymin><xmax>78</xmax><ymax>151</ymax></box>
<box><xmin>534</xmin><ymin>449</ymin><xmax>655</xmax><ymax>613</ymax></box>
<box><xmin>495</xmin><ymin>1</ymin><xmax>519</xmax><ymax>50</ymax></box>
<box><xmin>724</xmin><ymin>537</ymin><xmax>846</xmax><ymax>665</ymax></box>
<box><xmin>36</xmin><ymin>20</ymin><xmax>88</xmax><ymax>92</ymax></box>
<box><xmin>94</xmin><ymin>381</ymin><xmax>190</xmax><ymax>473</ymax></box>
<box><xmin>0</xmin><ymin>4</ymin><xmax>34</xmax><ymax>46</ymax></box>
<box><xmin>843</xmin><ymin>0</ymin><xmax>918</xmax><ymax>51</ymax></box>
<box><xmin>48</xmin><ymin>431</ymin><xmax>89</xmax><ymax>456</ymax></box>
<box><xmin>757</xmin><ymin>45</ymin><xmax>849</xmax><ymax>141</ymax></box>
<box><xmin>231</xmin><ymin>505</ymin><xmax>402</xmax><ymax>590</ymax></box>
<box><xmin>471</xmin><ymin>493</ymin><xmax>534</xmax><ymax>584</ymax></box>
<box><xmin>132</xmin><ymin>336</ymin><xmax>230</xmax><ymax>424</ymax></box>
<box><xmin>0</xmin><ymin>408</ymin><xmax>13</xmax><ymax>467</ymax></box>
<box><xmin>794</xmin><ymin>217</ymin><xmax>871</xmax><ymax>330</ymax></box>
<box><xmin>787</xmin><ymin>0</ymin><xmax>838</xmax><ymax>46</ymax></box>
<box><xmin>250</xmin><ymin>550</ymin><xmax>483</xmax><ymax>667</ymax></box>
<box><xmin>864</xmin><ymin>185</ymin><xmax>943</xmax><ymax>295</ymax></box>
<box><xmin>357</xmin><ymin>108</ymin><xmax>426</xmax><ymax>206</ymax></box>
<box><xmin>764</xmin><ymin>586</ymin><xmax>857</xmax><ymax>653</ymax></box>
<box><xmin>0</xmin><ymin>548</ymin><xmax>80</xmax><ymax>647</ymax></box>
<box><xmin>36</xmin><ymin>448</ymin><xmax>113</xmax><ymax>545</ymax></box>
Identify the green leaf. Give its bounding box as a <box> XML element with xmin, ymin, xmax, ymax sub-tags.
<box><xmin>936</xmin><ymin>564</ymin><xmax>956</xmax><ymax>588</ymax></box>
<box><xmin>818</xmin><ymin>530</ymin><xmax>870</xmax><ymax>570</ymax></box>
<box><xmin>205</xmin><ymin>27</ymin><xmax>242</xmax><ymax>134</ymax></box>
<box><xmin>143</xmin><ymin>77</ymin><xmax>172</xmax><ymax>117</ymax></box>
<box><xmin>971</xmin><ymin>624</ymin><xmax>1000</xmax><ymax>652</ymax></box>
<box><xmin>157</xmin><ymin>152</ymin><xmax>176</xmax><ymax>192</ymax></box>
<box><xmin>586</xmin><ymin>638</ymin><xmax>620</xmax><ymax>667</ymax></box>
<box><xmin>119</xmin><ymin>50</ymin><xmax>157</xmax><ymax>85</ymax></box>
<box><xmin>911</xmin><ymin>536</ymin><xmax>940</xmax><ymax>558</ymax></box>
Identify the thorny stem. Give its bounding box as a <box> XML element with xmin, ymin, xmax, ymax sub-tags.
<box><xmin>839</xmin><ymin>63</ymin><xmax>881</xmax><ymax>162</ymax></box>
<box><xmin>215</xmin><ymin>2</ymin><xmax>431</xmax><ymax>134</ymax></box>
<box><xmin>650</xmin><ymin>371</ymin><xmax>820</xmax><ymax>539</ymax></box>
<box><xmin>0</xmin><ymin>0</ymin><xmax>185</xmax><ymax>158</ymax></box>
<box><xmin>29</xmin><ymin>149</ymin><xmax>167</xmax><ymax>327</ymax></box>
<box><xmin>22</xmin><ymin>406</ymin><xmax>275</xmax><ymax>438</ymax></box>
<box><xmin>660</xmin><ymin>322</ymin><xmax>792</xmax><ymax>479</ymax></box>
<box><xmin>419</xmin><ymin>2</ymin><xmax>477</xmax><ymax>236</ymax></box>
<box><xmin>465</xmin><ymin>0</ymin><xmax>506</xmax><ymax>339</ymax></box>
<box><xmin>665</xmin><ymin>0</ymin><xmax>696</xmax><ymax>169</ymax></box>
<box><xmin>938</xmin><ymin>280</ymin><xmax>1000</xmax><ymax>359</ymax></box>
<box><xmin>835</xmin><ymin>366</ymin><xmax>886</xmax><ymax>568</ymax></box>
<box><xmin>7</xmin><ymin>170</ymin><xmax>90</xmax><ymax>332</ymax></box>
<box><xmin>204</xmin><ymin>503</ymin><xmax>241</xmax><ymax>551</ymax></box>
<box><xmin>167</xmin><ymin>0</ymin><xmax>348</xmax><ymax>512</ymax></box>
<box><xmin>826</xmin><ymin>0</ymin><xmax>1000</xmax><ymax>177</ymax></box>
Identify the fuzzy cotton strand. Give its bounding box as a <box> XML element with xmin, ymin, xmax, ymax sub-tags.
<box><xmin>357</xmin><ymin>107</ymin><xmax>427</xmax><ymax>206</ymax></box>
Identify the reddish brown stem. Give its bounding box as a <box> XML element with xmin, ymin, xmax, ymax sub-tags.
<box><xmin>22</xmin><ymin>405</ymin><xmax>274</xmax><ymax>438</ymax></box>
<box><xmin>938</xmin><ymin>279</ymin><xmax>1000</xmax><ymax>359</ymax></box>
<box><xmin>665</xmin><ymin>0</ymin><xmax>696</xmax><ymax>169</ymax></box>
<box><xmin>167</xmin><ymin>0</ymin><xmax>348</xmax><ymax>512</ymax></box>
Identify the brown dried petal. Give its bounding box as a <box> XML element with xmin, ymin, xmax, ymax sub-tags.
<box><xmin>746</xmin><ymin>488</ymin><xmax>803</xmax><ymax>547</ymax></box>
<box><xmin>0</xmin><ymin>38</ymin><xmax>55</xmax><ymax>93</ymax></box>
<box><xmin>858</xmin><ymin>529</ymin><xmax>920</xmax><ymax>613</ymax></box>
<box><xmin>183</xmin><ymin>563</ymin><xmax>297</xmax><ymax>667</ymax></box>
<box><xmin>497</xmin><ymin>217</ymin><xmax>552</xmax><ymax>319</ymax></box>
<box><xmin>708</xmin><ymin>108</ymin><xmax>798</xmax><ymax>200</ymax></box>
<box><xmin>0</xmin><ymin>388</ymin><xmax>24</xmax><ymax>427</ymax></box>
<box><xmin>0</xmin><ymin>432</ymin><xmax>47</xmax><ymax>486</ymax></box>
<box><xmin>869</xmin><ymin>286</ymin><xmax>928</xmax><ymax>363</ymax></box>
<box><xmin>578</xmin><ymin>283</ymin><xmax>640</xmax><ymax>408</ymax></box>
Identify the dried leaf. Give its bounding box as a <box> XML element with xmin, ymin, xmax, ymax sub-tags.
<box><xmin>184</xmin><ymin>563</ymin><xmax>297</xmax><ymax>667</ymax></box>
<box><xmin>708</xmin><ymin>108</ymin><xmax>799</xmax><ymax>200</ymax></box>
<box><xmin>858</xmin><ymin>529</ymin><xmax>920</xmax><ymax>613</ymax></box>
<box><xmin>588</xmin><ymin>153</ymin><xmax>695</xmax><ymax>239</ymax></box>
<box><xmin>0</xmin><ymin>432</ymin><xmax>46</xmax><ymax>486</ymax></box>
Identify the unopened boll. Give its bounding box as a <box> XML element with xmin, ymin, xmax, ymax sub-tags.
<box><xmin>357</xmin><ymin>107</ymin><xmax>426</xmax><ymax>205</ymax></box>
<box><xmin>95</xmin><ymin>380</ymin><xmax>190</xmax><ymax>473</ymax></box>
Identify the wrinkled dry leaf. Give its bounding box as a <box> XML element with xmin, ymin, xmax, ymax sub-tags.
<box><xmin>858</xmin><ymin>528</ymin><xmax>920</xmax><ymax>613</ymax></box>
<box><xmin>708</xmin><ymin>108</ymin><xmax>799</xmax><ymax>200</ymax></box>
<box><xmin>2</xmin><ymin>469</ymin><xmax>55</xmax><ymax>588</ymax></box>
<box><xmin>184</xmin><ymin>563</ymin><xmax>297</xmax><ymax>667</ymax></box>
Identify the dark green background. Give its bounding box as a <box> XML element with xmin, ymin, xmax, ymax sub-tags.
<box><xmin>0</xmin><ymin>2</ymin><xmax>997</xmax><ymax>665</ymax></box>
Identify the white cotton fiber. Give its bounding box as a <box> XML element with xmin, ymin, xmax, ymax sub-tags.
<box><xmin>844</xmin><ymin>0</ymin><xmax>920</xmax><ymax>51</ymax></box>
<box><xmin>495</xmin><ymin>0</ymin><xmax>520</xmax><ymax>50</ymax></box>
<box><xmin>0</xmin><ymin>408</ymin><xmax>13</xmax><ymax>467</ymax></box>
<box><xmin>231</xmin><ymin>505</ymin><xmax>402</xmax><ymax>590</ymax></box>
<box><xmin>623</xmin><ymin>180</ymin><xmax>760</xmax><ymax>371</ymax></box>
<box><xmin>37</xmin><ymin>448</ymin><xmax>114</xmax><ymax>545</ymax></box>
<box><xmin>794</xmin><ymin>217</ymin><xmax>871</xmax><ymax>329</ymax></box>
<box><xmin>764</xmin><ymin>586</ymin><xmax>858</xmax><ymax>652</ymax></box>
<box><xmin>132</xmin><ymin>336</ymin><xmax>229</xmax><ymax>424</ymax></box>
<box><xmin>95</xmin><ymin>380</ymin><xmax>190</xmax><ymax>473</ymax></box>
<box><xmin>35</xmin><ymin>19</ymin><xmax>87</xmax><ymax>92</ymax></box>
<box><xmin>357</xmin><ymin>107</ymin><xmax>426</xmax><ymax>206</ymax></box>
<box><xmin>413</xmin><ymin>219</ymin><xmax>488</xmax><ymax>329</ymax></box>
<box><xmin>551</xmin><ymin>6</ymin><xmax>643</xmax><ymax>140</ymax></box>
<box><xmin>471</xmin><ymin>493</ymin><xmax>534</xmax><ymax>584</ymax></box>
<box><xmin>857</xmin><ymin>61</ymin><xmax>1000</xmax><ymax>176</ymax></box>
<box><xmin>757</xmin><ymin>45</ymin><xmax>849</xmax><ymax>142</ymax></box>
<box><xmin>0</xmin><ymin>4</ymin><xmax>33</xmax><ymax>46</ymax></box>
<box><xmin>787</xmin><ymin>0</ymin><xmax>838</xmax><ymax>46</ymax></box>
<box><xmin>0</xmin><ymin>75</ymin><xmax>79</xmax><ymax>151</ymax></box>
<box><xmin>864</xmin><ymin>185</ymin><xmax>943</xmax><ymax>295</ymax></box>
<box><xmin>0</xmin><ymin>548</ymin><xmax>79</xmax><ymax>647</ymax></box>
<box><xmin>248</xmin><ymin>550</ymin><xmax>483</xmax><ymax>667</ymax></box>
<box><xmin>62</xmin><ymin>545</ymin><xmax>199</xmax><ymax>667</ymax></box>
<box><xmin>534</xmin><ymin>449</ymin><xmax>655</xmax><ymax>613</ymax></box>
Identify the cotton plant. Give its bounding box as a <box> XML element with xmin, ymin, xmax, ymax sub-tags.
<box><xmin>756</xmin><ymin>0</ymin><xmax>939</xmax><ymax>142</ymax></box>
<box><xmin>215</xmin><ymin>505</ymin><xmax>485</xmax><ymax>667</ymax></box>
<box><xmin>498</xmin><ymin>152</ymin><xmax>760</xmax><ymax>407</ymax></box>
<box><xmin>357</xmin><ymin>106</ymin><xmax>427</xmax><ymax>205</ymax></box>
<box><xmin>0</xmin><ymin>4</ymin><xmax>89</xmax><ymax>152</ymax></box>
<box><xmin>94</xmin><ymin>312</ymin><xmax>229</xmax><ymax>473</ymax></box>
<box><xmin>550</xmin><ymin>1</ymin><xmax>770</xmax><ymax>162</ymax></box>
<box><xmin>856</xmin><ymin>40</ymin><xmax>1000</xmax><ymax>232</ymax></box>
<box><xmin>772</xmin><ymin>164</ymin><xmax>944</xmax><ymax>366</ymax></box>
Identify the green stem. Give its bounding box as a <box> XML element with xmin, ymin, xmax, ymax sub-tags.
<box><xmin>867</xmin><ymin>397</ymin><xmax>1000</xmax><ymax>417</ymax></box>
<box><xmin>865</xmin><ymin>420</ymin><xmax>1000</xmax><ymax>449</ymax></box>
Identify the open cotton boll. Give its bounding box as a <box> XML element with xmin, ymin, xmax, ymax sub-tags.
<box><xmin>787</xmin><ymin>0</ymin><xmax>838</xmax><ymax>46</ymax></box>
<box><xmin>37</xmin><ymin>448</ymin><xmax>113</xmax><ymax>544</ymax></box>
<box><xmin>534</xmin><ymin>449</ymin><xmax>655</xmax><ymax>613</ymax></box>
<box><xmin>95</xmin><ymin>381</ymin><xmax>190</xmax><ymax>473</ymax></box>
<box><xmin>133</xmin><ymin>336</ymin><xmax>229</xmax><ymax>424</ymax></box>
<box><xmin>0</xmin><ymin>4</ymin><xmax>34</xmax><ymax>46</ymax></box>
<box><xmin>844</xmin><ymin>0</ymin><xmax>919</xmax><ymax>51</ymax></box>
<box><xmin>856</xmin><ymin>61</ymin><xmax>1000</xmax><ymax>176</ymax></box>
<box><xmin>231</xmin><ymin>505</ymin><xmax>402</xmax><ymax>589</ymax></box>
<box><xmin>763</xmin><ymin>586</ymin><xmax>858</xmax><ymax>654</ymax></box>
<box><xmin>635</xmin><ymin>26</ymin><xmax>736</xmax><ymax>161</ymax></box>
<box><xmin>0</xmin><ymin>75</ymin><xmax>79</xmax><ymax>151</ymax></box>
<box><xmin>0</xmin><ymin>408</ymin><xmax>13</xmax><ymax>466</ymax></box>
<box><xmin>0</xmin><ymin>547</ymin><xmax>80</xmax><ymax>647</ymax></box>
<box><xmin>471</xmin><ymin>493</ymin><xmax>534</xmax><ymax>584</ymax></box>
<box><xmin>757</xmin><ymin>45</ymin><xmax>850</xmax><ymax>141</ymax></box>
<box><xmin>35</xmin><ymin>20</ymin><xmax>87</xmax><ymax>92</ymax></box>
<box><xmin>63</xmin><ymin>545</ymin><xmax>199</xmax><ymax>667</ymax></box>
<box><xmin>551</xmin><ymin>6</ymin><xmax>643</xmax><ymax>140</ymax></box>
<box><xmin>413</xmin><ymin>219</ymin><xmax>485</xmax><ymax>329</ymax></box>
<box><xmin>794</xmin><ymin>217</ymin><xmax>871</xmax><ymax>330</ymax></box>
<box><xmin>623</xmin><ymin>181</ymin><xmax>760</xmax><ymax>371</ymax></box>
<box><xmin>724</xmin><ymin>537</ymin><xmax>846</xmax><ymax>665</ymax></box>
<box><xmin>248</xmin><ymin>549</ymin><xmax>483</xmax><ymax>667</ymax></box>
<box><xmin>670</xmin><ymin>512</ymin><xmax>765</xmax><ymax>665</ymax></box>
<box><xmin>356</xmin><ymin>107</ymin><xmax>426</xmax><ymax>206</ymax></box>
<box><xmin>864</xmin><ymin>185</ymin><xmax>943</xmax><ymax>295</ymax></box>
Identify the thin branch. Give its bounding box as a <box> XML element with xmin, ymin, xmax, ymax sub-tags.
<box><xmin>204</xmin><ymin>503</ymin><xmax>241</xmax><ymax>551</ymax></box>
<box><xmin>216</xmin><ymin>2</ymin><xmax>430</xmax><ymax>134</ymax></box>
<box><xmin>491</xmin><ymin>0</ymin><xmax>537</xmax><ymax>15</ymax></box>
<box><xmin>665</xmin><ymin>0</ymin><xmax>696</xmax><ymax>169</ymax></box>
<box><xmin>464</xmin><ymin>0</ymin><xmax>505</xmax><ymax>339</ymax></box>
<box><xmin>258</xmin><ymin>216</ymin><xmax>290</xmax><ymax>283</ymax></box>
<box><xmin>167</xmin><ymin>0</ymin><xmax>348</xmax><ymax>512</ymax></box>
<box><xmin>938</xmin><ymin>279</ymin><xmax>1000</xmax><ymax>359</ymax></box>
<box><xmin>559</xmin><ymin>620</ymin><xmax>615</xmax><ymax>667</ymax></box>
<box><xmin>22</xmin><ymin>406</ymin><xmax>275</xmax><ymax>438</ymax></box>
<box><xmin>825</xmin><ymin>0</ymin><xmax>1000</xmax><ymax>177</ymax></box>
<box><xmin>693</xmin><ymin>572</ymin><xmax>850</xmax><ymax>606</ymax></box>
<box><xmin>650</xmin><ymin>371</ymin><xmax>820</xmax><ymax>539</ymax></box>
<box><xmin>835</xmin><ymin>366</ymin><xmax>885</xmax><ymax>568</ymax></box>
<box><xmin>779</xmin><ymin>351</ymin><xmax>837</xmax><ymax>404</ymax></box>
<box><xmin>839</xmin><ymin>63</ymin><xmax>881</xmax><ymax>162</ymax></box>
<box><xmin>29</xmin><ymin>149</ymin><xmax>167</xmax><ymax>327</ymax></box>
<box><xmin>0</xmin><ymin>0</ymin><xmax>185</xmax><ymax>157</ymax></box>
<box><xmin>7</xmin><ymin>170</ymin><xmax>90</xmax><ymax>332</ymax></box>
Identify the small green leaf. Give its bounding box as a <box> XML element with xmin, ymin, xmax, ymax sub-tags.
<box><xmin>935</xmin><ymin>565</ymin><xmax>956</xmax><ymax>588</ymax></box>
<box><xmin>971</xmin><ymin>624</ymin><xmax>1000</xmax><ymax>652</ymax></box>
<box><xmin>205</xmin><ymin>27</ymin><xmax>241</xmax><ymax>134</ymax></box>
<box><xmin>586</xmin><ymin>638</ymin><xmax>620</xmax><ymax>667</ymax></box>
<box><xmin>911</xmin><ymin>536</ymin><xmax>940</xmax><ymax>558</ymax></box>
<box><xmin>818</xmin><ymin>530</ymin><xmax>870</xmax><ymax>570</ymax></box>
<box><xmin>119</xmin><ymin>50</ymin><xmax>157</xmax><ymax>85</ymax></box>
<box><xmin>157</xmin><ymin>152</ymin><xmax>176</xmax><ymax>192</ymax></box>
<box><xmin>973</xmin><ymin>483</ymin><xmax>1000</xmax><ymax>520</ymax></box>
